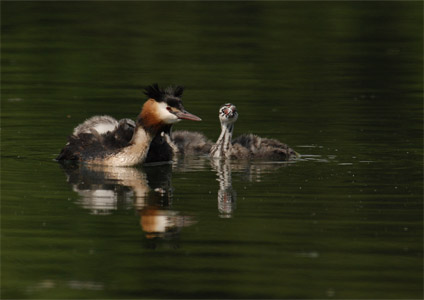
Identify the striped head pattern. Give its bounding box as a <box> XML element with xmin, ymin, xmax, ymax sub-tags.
<box><xmin>219</xmin><ymin>103</ymin><xmax>238</xmax><ymax>125</ymax></box>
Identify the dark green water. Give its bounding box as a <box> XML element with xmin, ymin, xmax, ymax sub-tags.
<box><xmin>1</xmin><ymin>1</ymin><xmax>423</xmax><ymax>299</ymax></box>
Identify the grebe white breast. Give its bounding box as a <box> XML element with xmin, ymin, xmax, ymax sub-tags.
<box><xmin>210</xmin><ymin>103</ymin><xmax>298</xmax><ymax>160</ymax></box>
<box><xmin>56</xmin><ymin>84</ymin><xmax>201</xmax><ymax>166</ymax></box>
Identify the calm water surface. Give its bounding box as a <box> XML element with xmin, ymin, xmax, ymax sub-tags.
<box><xmin>1</xmin><ymin>2</ymin><xmax>423</xmax><ymax>299</ymax></box>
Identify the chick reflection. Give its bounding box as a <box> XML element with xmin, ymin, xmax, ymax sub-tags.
<box><xmin>211</xmin><ymin>159</ymin><xmax>237</xmax><ymax>218</ymax></box>
<box><xmin>60</xmin><ymin>163</ymin><xmax>195</xmax><ymax>239</ymax></box>
<box><xmin>211</xmin><ymin>160</ymin><xmax>292</xmax><ymax>218</ymax></box>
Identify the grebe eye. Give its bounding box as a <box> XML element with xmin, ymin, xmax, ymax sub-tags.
<box><xmin>166</xmin><ymin>106</ymin><xmax>172</xmax><ymax>112</ymax></box>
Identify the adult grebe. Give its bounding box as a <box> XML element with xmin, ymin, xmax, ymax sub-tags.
<box><xmin>56</xmin><ymin>84</ymin><xmax>201</xmax><ymax>166</ymax></box>
<box><xmin>144</xmin><ymin>87</ymin><xmax>211</xmax><ymax>162</ymax></box>
<box><xmin>210</xmin><ymin>103</ymin><xmax>298</xmax><ymax>160</ymax></box>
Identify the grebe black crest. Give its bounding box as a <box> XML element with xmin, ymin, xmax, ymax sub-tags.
<box><xmin>210</xmin><ymin>103</ymin><xmax>298</xmax><ymax>160</ymax></box>
<box><xmin>57</xmin><ymin>84</ymin><xmax>201</xmax><ymax>166</ymax></box>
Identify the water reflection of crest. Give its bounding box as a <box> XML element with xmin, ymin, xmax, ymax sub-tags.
<box><xmin>60</xmin><ymin>163</ymin><xmax>195</xmax><ymax>239</ymax></box>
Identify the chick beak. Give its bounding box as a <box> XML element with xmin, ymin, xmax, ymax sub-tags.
<box><xmin>175</xmin><ymin>109</ymin><xmax>202</xmax><ymax>121</ymax></box>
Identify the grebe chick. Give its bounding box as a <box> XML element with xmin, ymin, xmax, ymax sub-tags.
<box><xmin>146</xmin><ymin>128</ymin><xmax>212</xmax><ymax>161</ymax></box>
<box><xmin>171</xmin><ymin>130</ymin><xmax>213</xmax><ymax>156</ymax></box>
<box><xmin>57</xmin><ymin>84</ymin><xmax>201</xmax><ymax>166</ymax></box>
<box><xmin>210</xmin><ymin>103</ymin><xmax>298</xmax><ymax>160</ymax></box>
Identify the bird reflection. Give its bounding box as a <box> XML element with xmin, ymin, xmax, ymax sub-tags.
<box><xmin>211</xmin><ymin>159</ymin><xmax>237</xmax><ymax>218</ymax></box>
<box><xmin>211</xmin><ymin>160</ymin><xmax>291</xmax><ymax>217</ymax></box>
<box><xmin>60</xmin><ymin>163</ymin><xmax>195</xmax><ymax>239</ymax></box>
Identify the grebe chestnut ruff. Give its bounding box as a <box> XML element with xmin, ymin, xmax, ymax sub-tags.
<box><xmin>56</xmin><ymin>84</ymin><xmax>201</xmax><ymax>166</ymax></box>
<box><xmin>210</xmin><ymin>103</ymin><xmax>298</xmax><ymax>160</ymax></box>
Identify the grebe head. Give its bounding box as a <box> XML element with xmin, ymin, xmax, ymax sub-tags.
<box><xmin>143</xmin><ymin>84</ymin><xmax>201</xmax><ymax>125</ymax></box>
<box><xmin>219</xmin><ymin>103</ymin><xmax>238</xmax><ymax>125</ymax></box>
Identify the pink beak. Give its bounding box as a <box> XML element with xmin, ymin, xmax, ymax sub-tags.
<box><xmin>175</xmin><ymin>110</ymin><xmax>202</xmax><ymax>121</ymax></box>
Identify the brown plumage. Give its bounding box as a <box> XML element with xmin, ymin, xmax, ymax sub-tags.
<box><xmin>56</xmin><ymin>84</ymin><xmax>201</xmax><ymax>166</ymax></box>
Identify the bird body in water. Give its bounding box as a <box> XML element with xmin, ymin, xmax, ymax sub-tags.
<box><xmin>154</xmin><ymin>103</ymin><xmax>298</xmax><ymax>161</ymax></box>
<box><xmin>149</xmin><ymin>103</ymin><xmax>298</xmax><ymax>161</ymax></box>
<box><xmin>56</xmin><ymin>84</ymin><xmax>201</xmax><ymax>166</ymax></box>
<box><xmin>210</xmin><ymin>103</ymin><xmax>298</xmax><ymax>160</ymax></box>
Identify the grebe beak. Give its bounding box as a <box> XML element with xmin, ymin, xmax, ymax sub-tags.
<box><xmin>175</xmin><ymin>109</ymin><xmax>202</xmax><ymax>121</ymax></box>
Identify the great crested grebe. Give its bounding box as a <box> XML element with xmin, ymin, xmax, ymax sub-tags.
<box><xmin>210</xmin><ymin>103</ymin><xmax>298</xmax><ymax>160</ymax></box>
<box><xmin>56</xmin><ymin>84</ymin><xmax>201</xmax><ymax>166</ymax></box>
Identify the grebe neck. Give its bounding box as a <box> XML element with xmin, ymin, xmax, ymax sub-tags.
<box><xmin>210</xmin><ymin>123</ymin><xmax>234</xmax><ymax>159</ymax></box>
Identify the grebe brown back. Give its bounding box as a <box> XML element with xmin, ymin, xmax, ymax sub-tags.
<box><xmin>56</xmin><ymin>84</ymin><xmax>201</xmax><ymax>166</ymax></box>
<box><xmin>210</xmin><ymin>103</ymin><xmax>298</xmax><ymax>160</ymax></box>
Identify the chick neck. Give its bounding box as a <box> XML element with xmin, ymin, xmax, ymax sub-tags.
<box><xmin>210</xmin><ymin>120</ymin><xmax>235</xmax><ymax>159</ymax></box>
